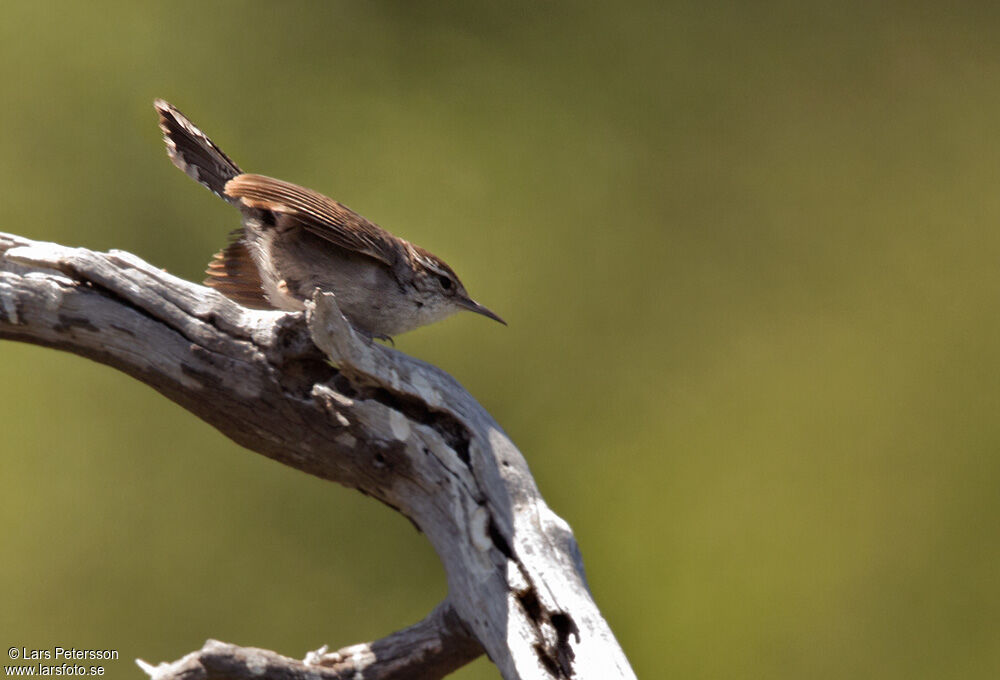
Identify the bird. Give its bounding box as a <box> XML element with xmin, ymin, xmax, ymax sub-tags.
<box><xmin>154</xmin><ymin>99</ymin><xmax>504</xmax><ymax>341</ymax></box>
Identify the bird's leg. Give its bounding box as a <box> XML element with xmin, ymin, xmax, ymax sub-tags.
<box><xmin>353</xmin><ymin>326</ymin><xmax>394</xmax><ymax>346</ymax></box>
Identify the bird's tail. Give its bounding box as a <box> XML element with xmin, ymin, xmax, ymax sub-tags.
<box><xmin>154</xmin><ymin>99</ymin><xmax>242</xmax><ymax>202</ymax></box>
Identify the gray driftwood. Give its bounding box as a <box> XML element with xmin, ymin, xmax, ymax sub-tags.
<box><xmin>0</xmin><ymin>232</ymin><xmax>635</xmax><ymax>680</ymax></box>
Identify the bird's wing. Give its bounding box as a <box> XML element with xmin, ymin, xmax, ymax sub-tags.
<box><xmin>203</xmin><ymin>234</ymin><xmax>273</xmax><ymax>309</ymax></box>
<box><xmin>224</xmin><ymin>174</ymin><xmax>402</xmax><ymax>267</ymax></box>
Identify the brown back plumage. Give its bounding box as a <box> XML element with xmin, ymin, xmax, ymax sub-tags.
<box><xmin>224</xmin><ymin>174</ymin><xmax>405</xmax><ymax>267</ymax></box>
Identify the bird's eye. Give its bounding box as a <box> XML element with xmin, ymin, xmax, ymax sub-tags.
<box><xmin>438</xmin><ymin>275</ymin><xmax>452</xmax><ymax>290</ymax></box>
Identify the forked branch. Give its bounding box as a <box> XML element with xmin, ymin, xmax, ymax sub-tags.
<box><xmin>0</xmin><ymin>232</ymin><xmax>635</xmax><ymax>680</ymax></box>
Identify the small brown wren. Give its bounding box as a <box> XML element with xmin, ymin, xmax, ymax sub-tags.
<box><xmin>154</xmin><ymin>99</ymin><xmax>504</xmax><ymax>340</ymax></box>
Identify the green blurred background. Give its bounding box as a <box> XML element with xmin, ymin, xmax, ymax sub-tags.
<box><xmin>2</xmin><ymin>1</ymin><xmax>999</xmax><ymax>678</ymax></box>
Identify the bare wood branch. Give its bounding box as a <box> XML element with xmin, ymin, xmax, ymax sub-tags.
<box><xmin>136</xmin><ymin>602</ymin><xmax>481</xmax><ymax>680</ymax></box>
<box><xmin>0</xmin><ymin>232</ymin><xmax>635</xmax><ymax>680</ymax></box>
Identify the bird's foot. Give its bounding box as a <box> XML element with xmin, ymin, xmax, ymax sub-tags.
<box><xmin>355</xmin><ymin>327</ymin><xmax>394</xmax><ymax>346</ymax></box>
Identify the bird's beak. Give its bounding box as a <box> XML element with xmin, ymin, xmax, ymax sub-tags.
<box><xmin>457</xmin><ymin>297</ymin><xmax>507</xmax><ymax>325</ymax></box>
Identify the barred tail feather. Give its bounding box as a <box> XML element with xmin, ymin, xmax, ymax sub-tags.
<box><xmin>154</xmin><ymin>99</ymin><xmax>242</xmax><ymax>202</ymax></box>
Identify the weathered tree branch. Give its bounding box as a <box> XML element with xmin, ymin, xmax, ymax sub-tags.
<box><xmin>0</xmin><ymin>232</ymin><xmax>635</xmax><ymax>680</ymax></box>
<box><xmin>136</xmin><ymin>602</ymin><xmax>481</xmax><ymax>680</ymax></box>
